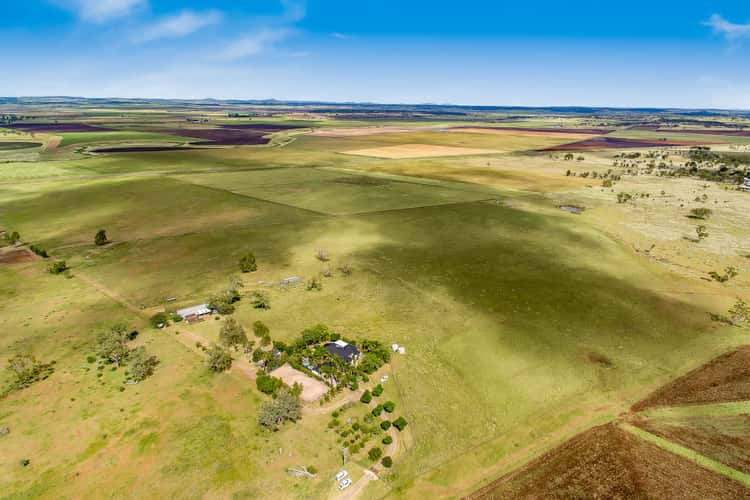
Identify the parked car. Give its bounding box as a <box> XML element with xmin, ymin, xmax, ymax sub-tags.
<box><xmin>335</xmin><ymin>470</ymin><xmax>348</xmax><ymax>481</ymax></box>
<box><xmin>338</xmin><ymin>478</ymin><xmax>352</xmax><ymax>490</ymax></box>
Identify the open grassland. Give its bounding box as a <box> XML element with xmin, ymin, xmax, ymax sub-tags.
<box><xmin>59</xmin><ymin>131</ymin><xmax>193</xmax><ymax>147</ymax></box>
<box><xmin>1</xmin><ymin>110</ymin><xmax>750</xmax><ymax>499</ymax></box>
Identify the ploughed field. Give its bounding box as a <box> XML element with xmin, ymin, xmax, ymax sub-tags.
<box><xmin>1</xmin><ymin>110</ymin><xmax>750</xmax><ymax>499</ymax></box>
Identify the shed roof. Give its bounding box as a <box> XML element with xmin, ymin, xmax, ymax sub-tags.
<box><xmin>176</xmin><ymin>304</ymin><xmax>211</xmax><ymax>318</ymax></box>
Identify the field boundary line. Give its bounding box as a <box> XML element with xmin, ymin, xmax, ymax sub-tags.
<box><xmin>619</xmin><ymin>422</ymin><xmax>750</xmax><ymax>488</ymax></box>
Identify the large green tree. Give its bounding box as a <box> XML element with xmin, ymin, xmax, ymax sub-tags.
<box><xmin>219</xmin><ymin>318</ymin><xmax>248</xmax><ymax>348</ymax></box>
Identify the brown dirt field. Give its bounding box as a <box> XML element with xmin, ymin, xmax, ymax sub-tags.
<box><xmin>0</xmin><ymin>247</ymin><xmax>35</xmax><ymax>264</ymax></box>
<box><xmin>632</xmin><ymin>346</ymin><xmax>750</xmax><ymax>411</ymax></box>
<box><xmin>448</xmin><ymin>127</ymin><xmax>605</xmax><ymax>139</ymax></box>
<box><xmin>465</xmin><ymin>423</ymin><xmax>750</xmax><ymax>499</ymax></box>
<box><xmin>630</xmin><ymin>414</ymin><xmax>750</xmax><ymax>474</ymax></box>
<box><xmin>4</xmin><ymin>123</ymin><xmax>113</xmax><ymax>133</ymax></box>
<box><xmin>343</xmin><ymin>143</ymin><xmax>500</xmax><ymax>159</ymax></box>
<box><xmin>44</xmin><ymin>136</ymin><xmax>62</xmax><ymax>151</ymax></box>
<box><xmin>269</xmin><ymin>363</ymin><xmax>328</xmax><ymax>403</ymax></box>
<box><xmin>541</xmin><ymin>136</ymin><xmax>714</xmax><ymax>151</ymax></box>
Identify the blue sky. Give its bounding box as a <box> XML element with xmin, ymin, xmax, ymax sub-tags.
<box><xmin>2</xmin><ymin>1</ymin><xmax>750</xmax><ymax>108</ymax></box>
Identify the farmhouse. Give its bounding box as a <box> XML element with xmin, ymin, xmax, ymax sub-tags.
<box><xmin>176</xmin><ymin>303</ymin><xmax>212</xmax><ymax>322</ymax></box>
<box><xmin>324</xmin><ymin>340</ymin><xmax>361</xmax><ymax>364</ymax></box>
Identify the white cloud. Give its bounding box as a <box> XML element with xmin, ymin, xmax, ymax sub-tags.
<box><xmin>53</xmin><ymin>0</ymin><xmax>147</xmax><ymax>22</ymax></box>
<box><xmin>704</xmin><ymin>14</ymin><xmax>750</xmax><ymax>40</ymax></box>
<box><xmin>220</xmin><ymin>28</ymin><xmax>292</xmax><ymax>60</ymax></box>
<box><xmin>134</xmin><ymin>10</ymin><xmax>222</xmax><ymax>43</ymax></box>
<box><xmin>218</xmin><ymin>0</ymin><xmax>305</xmax><ymax>60</ymax></box>
<box><xmin>331</xmin><ymin>32</ymin><xmax>352</xmax><ymax>40</ymax></box>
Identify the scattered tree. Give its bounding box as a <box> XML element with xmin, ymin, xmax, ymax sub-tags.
<box><xmin>96</xmin><ymin>323</ymin><xmax>132</xmax><ymax>367</ymax></box>
<box><xmin>219</xmin><ymin>318</ymin><xmax>248</xmax><ymax>348</ymax></box>
<box><xmin>381</xmin><ymin>456</ymin><xmax>393</xmax><ymax>468</ymax></box>
<box><xmin>149</xmin><ymin>312</ymin><xmax>169</xmax><ymax>328</ymax></box>
<box><xmin>94</xmin><ymin>229</ymin><xmax>109</xmax><ymax>246</ymax></box>
<box><xmin>695</xmin><ymin>225</ymin><xmax>709</xmax><ymax>241</ymax></box>
<box><xmin>128</xmin><ymin>347</ymin><xmax>159</xmax><ymax>382</ymax></box>
<box><xmin>206</xmin><ymin>344</ymin><xmax>232</xmax><ymax>372</ymax></box>
<box><xmin>315</xmin><ymin>248</ymin><xmax>330</xmax><ymax>262</ymax></box>
<box><xmin>253</xmin><ymin>320</ymin><xmax>270</xmax><ymax>338</ymax></box>
<box><xmin>372</xmin><ymin>384</ymin><xmax>384</xmax><ymax>397</ymax></box>
<box><xmin>382</xmin><ymin>435</ymin><xmax>393</xmax><ymax>445</ymax></box>
<box><xmin>380</xmin><ymin>420</ymin><xmax>391</xmax><ymax>431</ymax></box>
<box><xmin>306</xmin><ymin>276</ymin><xmax>323</xmax><ymax>291</ymax></box>
<box><xmin>239</xmin><ymin>252</ymin><xmax>258</xmax><ymax>273</ymax></box>
<box><xmin>383</xmin><ymin>401</ymin><xmax>396</xmax><ymax>413</ymax></box>
<box><xmin>207</xmin><ymin>289</ymin><xmax>241</xmax><ymax>315</ymax></box>
<box><xmin>257</xmin><ymin>388</ymin><xmax>301</xmax><ymax>430</ymax></box>
<box><xmin>5</xmin><ymin>354</ymin><xmax>54</xmax><ymax>391</ymax></box>
<box><xmin>729</xmin><ymin>299</ymin><xmax>749</xmax><ymax>325</ymax></box>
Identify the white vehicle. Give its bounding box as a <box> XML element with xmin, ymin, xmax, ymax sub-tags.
<box><xmin>335</xmin><ymin>470</ymin><xmax>348</xmax><ymax>482</ymax></box>
<box><xmin>338</xmin><ymin>478</ymin><xmax>352</xmax><ymax>490</ymax></box>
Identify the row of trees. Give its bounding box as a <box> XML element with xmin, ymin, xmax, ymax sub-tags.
<box><xmin>96</xmin><ymin>323</ymin><xmax>159</xmax><ymax>382</ymax></box>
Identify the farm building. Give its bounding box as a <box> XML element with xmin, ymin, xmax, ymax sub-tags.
<box><xmin>742</xmin><ymin>177</ymin><xmax>750</xmax><ymax>192</ymax></box>
<box><xmin>176</xmin><ymin>303</ymin><xmax>212</xmax><ymax>322</ymax></box>
<box><xmin>324</xmin><ymin>340</ymin><xmax>361</xmax><ymax>364</ymax></box>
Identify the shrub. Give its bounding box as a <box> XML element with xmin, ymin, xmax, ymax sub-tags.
<box><xmin>86</xmin><ymin>355</ymin><xmax>96</xmax><ymax>364</ymax></box>
<box><xmin>149</xmin><ymin>312</ymin><xmax>168</xmax><ymax>328</ymax></box>
<box><xmin>383</xmin><ymin>401</ymin><xmax>395</xmax><ymax>413</ymax></box>
<box><xmin>307</xmin><ymin>465</ymin><xmax>318</xmax><ymax>475</ymax></box>
<box><xmin>96</xmin><ymin>323</ymin><xmax>131</xmax><ymax>367</ymax></box>
<box><xmin>5</xmin><ymin>354</ymin><xmax>55</xmax><ymax>391</ymax></box>
<box><xmin>367</xmin><ymin>447</ymin><xmax>383</xmax><ymax>462</ymax></box>
<box><xmin>392</xmin><ymin>416</ymin><xmax>408</xmax><ymax>431</ymax></box>
<box><xmin>170</xmin><ymin>313</ymin><xmax>183</xmax><ymax>323</ymax></box>
<box><xmin>381</xmin><ymin>456</ymin><xmax>393</xmax><ymax>468</ymax></box>
<box><xmin>256</xmin><ymin>372</ymin><xmax>283</xmax><ymax>395</ymax></box>
<box><xmin>206</xmin><ymin>344</ymin><xmax>232</xmax><ymax>372</ymax></box>
<box><xmin>207</xmin><ymin>289</ymin><xmax>240</xmax><ymax>315</ymax></box>
<box><xmin>689</xmin><ymin>207</ymin><xmax>712</xmax><ymax>220</ymax></box>
<box><xmin>29</xmin><ymin>245</ymin><xmax>48</xmax><ymax>258</ymax></box>
<box><xmin>382</xmin><ymin>435</ymin><xmax>393</xmax><ymax>445</ymax></box>
<box><xmin>239</xmin><ymin>252</ymin><xmax>258</xmax><ymax>273</ymax></box>
<box><xmin>360</xmin><ymin>389</ymin><xmax>372</xmax><ymax>404</ymax></box>
<box><xmin>380</xmin><ymin>420</ymin><xmax>391</xmax><ymax>431</ymax></box>
<box><xmin>250</xmin><ymin>291</ymin><xmax>270</xmax><ymax>310</ymax></box>
<box><xmin>372</xmin><ymin>405</ymin><xmax>383</xmax><ymax>417</ymax></box>
<box><xmin>48</xmin><ymin>260</ymin><xmax>68</xmax><ymax>275</ymax></box>
<box><xmin>306</xmin><ymin>276</ymin><xmax>323</xmax><ymax>291</ymax></box>
<box><xmin>94</xmin><ymin>229</ymin><xmax>109</xmax><ymax>246</ymax></box>
<box><xmin>372</xmin><ymin>384</ymin><xmax>383</xmax><ymax>397</ymax></box>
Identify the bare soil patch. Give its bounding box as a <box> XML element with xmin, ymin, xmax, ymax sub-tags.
<box><xmin>92</xmin><ymin>146</ymin><xmax>198</xmax><ymax>153</ymax></box>
<box><xmin>270</xmin><ymin>364</ymin><xmax>328</xmax><ymax>403</ymax></box>
<box><xmin>541</xmin><ymin>136</ymin><xmax>714</xmax><ymax>151</ymax></box>
<box><xmin>344</xmin><ymin>144</ymin><xmax>500</xmax><ymax>159</ymax></box>
<box><xmin>632</xmin><ymin>346</ymin><xmax>750</xmax><ymax>411</ymax></box>
<box><xmin>630</xmin><ymin>414</ymin><xmax>750</xmax><ymax>474</ymax></box>
<box><xmin>0</xmin><ymin>247</ymin><xmax>35</xmax><ymax>264</ymax></box>
<box><xmin>465</xmin><ymin>423</ymin><xmax>749</xmax><ymax>499</ymax></box>
<box><xmin>155</xmin><ymin>124</ymin><xmax>304</xmax><ymax>146</ymax></box>
<box><xmin>4</xmin><ymin>123</ymin><xmax>113</xmax><ymax>133</ymax></box>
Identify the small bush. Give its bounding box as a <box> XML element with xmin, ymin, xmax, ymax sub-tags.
<box><xmin>307</xmin><ymin>465</ymin><xmax>318</xmax><ymax>475</ymax></box>
<box><xmin>382</xmin><ymin>435</ymin><xmax>393</xmax><ymax>445</ymax></box>
<box><xmin>239</xmin><ymin>252</ymin><xmax>258</xmax><ymax>273</ymax></box>
<box><xmin>392</xmin><ymin>416</ymin><xmax>408</xmax><ymax>431</ymax></box>
<box><xmin>149</xmin><ymin>312</ymin><xmax>168</xmax><ymax>328</ymax></box>
<box><xmin>383</xmin><ymin>401</ymin><xmax>395</xmax><ymax>413</ymax></box>
<box><xmin>48</xmin><ymin>260</ymin><xmax>68</xmax><ymax>275</ymax></box>
<box><xmin>250</xmin><ymin>291</ymin><xmax>270</xmax><ymax>310</ymax></box>
<box><xmin>381</xmin><ymin>456</ymin><xmax>393</xmax><ymax>468</ymax></box>
<box><xmin>360</xmin><ymin>389</ymin><xmax>372</xmax><ymax>404</ymax></box>
<box><xmin>372</xmin><ymin>384</ymin><xmax>383</xmax><ymax>397</ymax></box>
<box><xmin>306</xmin><ymin>276</ymin><xmax>323</xmax><ymax>291</ymax></box>
<box><xmin>368</xmin><ymin>447</ymin><xmax>383</xmax><ymax>462</ymax></box>
<box><xmin>380</xmin><ymin>420</ymin><xmax>391</xmax><ymax>431</ymax></box>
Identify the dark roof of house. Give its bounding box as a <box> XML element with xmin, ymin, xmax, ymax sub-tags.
<box><xmin>324</xmin><ymin>341</ymin><xmax>360</xmax><ymax>364</ymax></box>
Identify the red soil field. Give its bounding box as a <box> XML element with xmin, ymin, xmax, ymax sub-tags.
<box><xmin>466</xmin><ymin>423</ymin><xmax>749</xmax><ymax>499</ymax></box>
<box><xmin>92</xmin><ymin>146</ymin><xmax>198</xmax><ymax>153</ymax></box>
<box><xmin>632</xmin><ymin>346</ymin><xmax>750</xmax><ymax>411</ymax></box>
<box><xmin>541</xmin><ymin>136</ymin><xmax>711</xmax><ymax>151</ymax></box>
<box><xmin>630</xmin><ymin>414</ymin><xmax>750</xmax><ymax>474</ymax></box>
<box><xmin>157</xmin><ymin>124</ymin><xmax>303</xmax><ymax>146</ymax></box>
<box><xmin>451</xmin><ymin>126</ymin><xmax>613</xmax><ymax>135</ymax></box>
<box><xmin>3</xmin><ymin>123</ymin><xmax>113</xmax><ymax>133</ymax></box>
<box><xmin>0</xmin><ymin>248</ymin><xmax>35</xmax><ymax>264</ymax></box>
